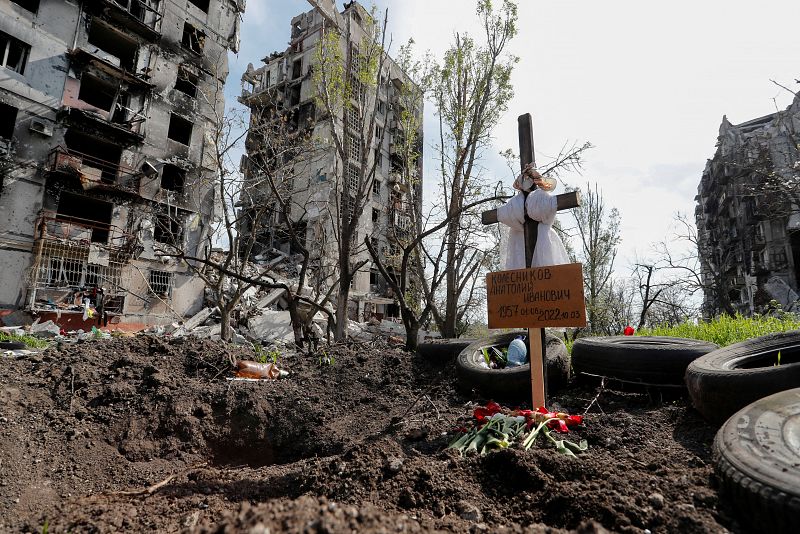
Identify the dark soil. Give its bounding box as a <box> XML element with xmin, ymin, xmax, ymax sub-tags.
<box><xmin>0</xmin><ymin>335</ymin><xmax>740</xmax><ymax>532</ymax></box>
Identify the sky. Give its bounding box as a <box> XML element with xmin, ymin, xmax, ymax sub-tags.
<box><xmin>226</xmin><ymin>0</ymin><xmax>800</xmax><ymax>274</ymax></box>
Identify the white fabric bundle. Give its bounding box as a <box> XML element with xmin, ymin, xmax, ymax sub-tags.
<box><xmin>496</xmin><ymin>189</ymin><xmax>570</xmax><ymax>270</ymax></box>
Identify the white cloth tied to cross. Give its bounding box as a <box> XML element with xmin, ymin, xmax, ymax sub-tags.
<box><xmin>497</xmin><ymin>189</ymin><xmax>570</xmax><ymax>270</ymax></box>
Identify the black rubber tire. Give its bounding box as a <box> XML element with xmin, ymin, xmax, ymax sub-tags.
<box><xmin>0</xmin><ymin>341</ymin><xmax>26</xmax><ymax>350</ymax></box>
<box><xmin>713</xmin><ymin>387</ymin><xmax>800</xmax><ymax>534</ymax></box>
<box><xmin>571</xmin><ymin>336</ymin><xmax>718</xmax><ymax>386</ymax></box>
<box><xmin>456</xmin><ymin>331</ymin><xmax>570</xmax><ymax>400</ymax></box>
<box><xmin>686</xmin><ymin>330</ymin><xmax>800</xmax><ymax>425</ymax></box>
<box><xmin>417</xmin><ymin>339</ymin><xmax>475</xmax><ymax>364</ymax></box>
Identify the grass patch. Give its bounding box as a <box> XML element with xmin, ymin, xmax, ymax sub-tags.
<box><xmin>0</xmin><ymin>331</ymin><xmax>51</xmax><ymax>349</ymax></box>
<box><xmin>637</xmin><ymin>313</ymin><xmax>800</xmax><ymax>347</ymax></box>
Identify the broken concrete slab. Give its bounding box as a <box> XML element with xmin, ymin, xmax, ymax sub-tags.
<box><xmin>191</xmin><ymin>324</ymin><xmax>222</xmax><ymax>340</ymax></box>
<box><xmin>183</xmin><ymin>307</ymin><xmax>215</xmax><ymax>331</ymax></box>
<box><xmin>254</xmin><ymin>288</ymin><xmax>288</xmax><ymax>310</ymax></box>
<box><xmin>30</xmin><ymin>320</ymin><xmax>61</xmax><ymax>338</ymax></box>
<box><xmin>765</xmin><ymin>276</ymin><xmax>799</xmax><ymax>310</ymax></box>
<box><xmin>247</xmin><ymin>310</ymin><xmax>295</xmax><ymax>343</ymax></box>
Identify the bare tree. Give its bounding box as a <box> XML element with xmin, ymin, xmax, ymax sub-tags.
<box><xmin>568</xmin><ymin>183</ymin><xmax>621</xmax><ymax>334</ymax></box>
<box><xmin>427</xmin><ymin>0</ymin><xmax>519</xmax><ymax>338</ymax></box>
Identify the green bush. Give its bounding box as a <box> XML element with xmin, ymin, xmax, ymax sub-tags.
<box><xmin>637</xmin><ymin>313</ymin><xmax>800</xmax><ymax>347</ymax></box>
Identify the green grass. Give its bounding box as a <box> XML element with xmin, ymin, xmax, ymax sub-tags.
<box><xmin>636</xmin><ymin>313</ymin><xmax>800</xmax><ymax>347</ymax></box>
<box><xmin>0</xmin><ymin>331</ymin><xmax>51</xmax><ymax>349</ymax></box>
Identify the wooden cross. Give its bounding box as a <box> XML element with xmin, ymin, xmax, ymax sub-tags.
<box><xmin>483</xmin><ymin>113</ymin><xmax>585</xmax><ymax>409</ymax></box>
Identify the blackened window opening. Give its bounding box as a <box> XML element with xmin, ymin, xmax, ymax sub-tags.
<box><xmin>160</xmin><ymin>164</ymin><xmax>185</xmax><ymax>193</ymax></box>
<box><xmin>78</xmin><ymin>74</ymin><xmax>117</xmax><ymax>112</ymax></box>
<box><xmin>87</xmin><ymin>19</ymin><xmax>138</xmax><ymax>71</ymax></box>
<box><xmin>182</xmin><ymin>22</ymin><xmax>205</xmax><ymax>54</ymax></box>
<box><xmin>154</xmin><ymin>210</ymin><xmax>183</xmax><ymax>246</ymax></box>
<box><xmin>175</xmin><ymin>66</ymin><xmax>198</xmax><ymax>97</ymax></box>
<box><xmin>167</xmin><ymin>113</ymin><xmax>193</xmax><ymax>145</ymax></box>
<box><xmin>56</xmin><ymin>192</ymin><xmax>113</xmax><ymax>243</ymax></box>
<box><xmin>0</xmin><ymin>102</ymin><xmax>19</xmax><ymax>140</ymax></box>
<box><xmin>64</xmin><ymin>130</ymin><xmax>123</xmax><ymax>184</ymax></box>
<box><xmin>10</xmin><ymin>0</ymin><xmax>39</xmax><ymax>13</ymax></box>
<box><xmin>188</xmin><ymin>0</ymin><xmax>210</xmax><ymax>12</ymax></box>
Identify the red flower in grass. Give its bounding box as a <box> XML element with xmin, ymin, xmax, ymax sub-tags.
<box><xmin>624</xmin><ymin>326</ymin><xmax>635</xmax><ymax>336</ymax></box>
<box><xmin>473</xmin><ymin>401</ymin><xmax>502</xmax><ymax>423</ymax></box>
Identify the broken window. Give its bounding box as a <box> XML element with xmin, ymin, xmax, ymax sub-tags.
<box><xmin>375</xmin><ymin>125</ymin><xmax>383</xmax><ymax>141</ymax></box>
<box><xmin>78</xmin><ymin>74</ymin><xmax>117</xmax><ymax>112</ymax></box>
<box><xmin>87</xmin><ymin>19</ymin><xmax>138</xmax><ymax>71</ymax></box>
<box><xmin>374</xmin><ymin>149</ymin><xmax>382</xmax><ymax>169</ymax></box>
<box><xmin>174</xmin><ymin>66</ymin><xmax>198</xmax><ymax>98</ymax></box>
<box><xmin>56</xmin><ymin>192</ymin><xmax>113</xmax><ymax>243</ymax></box>
<box><xmin>64</xmin><ymin>130</ymin><xmax>123</xmax><ymax>183</ymax></box>
<box><xmin>167</xmin><ymin>113</ymin><xmax>193</xmax><ymax>145</ymax></box>
<box><xmin>0</xmin><ymin>102</ymin><xmax>18</xmax><ymax>140</ymax></box>
<box><xmin>182</xmin><ymin>22</ymin><xmax>205</xmax><ymax>54</ymax></box>
<box><xmin>370</xmin><ymin>268</ymin><xmax>379</xmax><ymax>285</ymax></box>
<box><xmin>153</xmin><ymin>208</ymin><xmax>183</xmax><ymax>246</ymax></box>
<box><xmin>160</xmin><ymin>164</ymin><xmax>185</xmax><ymax>193</ymax></box>
<box><xmin>372</xmin><ymin>208</ymin><xmax>379</xmax><ymax>223</ymax></box>
<box><xmin>10</xmin><ymin>0</ymin><xmax>39</xmax><ymax>12</ymax></box>
<box><xmin>292</xmin><ymin>59</ymin><xmax>302</xmax><ymax>79</ymax></box>
<box><xmin>187</xmin><ymin>0</ymin><xmax>209</xmax><ymax>12</ymax></box>
<box><xmin>372</xmin><ymin>179</ymin><xmax>381</xmax><ymax>197</ymax></box>
<box><xmin>148</xmin><ymin>270</ymin><xmax>173</xmax><ymax>296</ymax></box>
<box><xmin>0</xmin><ymin>30</ymin><xmax>30</xmax><ymax>75</ymax></box>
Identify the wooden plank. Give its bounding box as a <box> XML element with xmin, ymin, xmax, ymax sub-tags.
<box><xmin>486</xmin><ymin>263</ymin><xmax>587</xmax><ymax>329</ymax></box>
<box><xmin>529</xmin><ymin>327</ymin><xmax>546</xmax><ymax>408</ymax></box>
<box><xmin>518</xmin><ymin>114</ymin><xmax>535</xmax><ymax>167</ymax></box>
<box><xmin>518</xmin><ymin>114</ymin><xmax>538</xmax><ymax>269</ymax></box>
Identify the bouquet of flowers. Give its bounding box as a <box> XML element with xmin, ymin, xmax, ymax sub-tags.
<box><xmin>448</xmin><ymin>401</ymin><xmax>587</xmax><ymax>457</ymax></box>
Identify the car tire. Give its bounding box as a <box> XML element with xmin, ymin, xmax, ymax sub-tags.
<box><xmin>686</xmin><ymin>331</ymin><xmax>800</xmax><ymax>425</ymax></box>
<box><xmin>713</xmin><ymin>387</ymin><xmax>800</xmax><ymax>533</ymax></box>
<box><xmin>456</xmin><ymin>331</ymin><xmax>569</xmax><ymax>400</ymax></box>
<box><xmin>417</xmin><ymin>339</ymin><xmax>474</xmax><ymax>364</ymax></box>
<box><xmin>571</xmin><ymin>336</ymin><xmax>718</xmax><ymax>387</ymax></box>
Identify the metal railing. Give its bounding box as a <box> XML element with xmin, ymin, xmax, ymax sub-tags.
<box><xmin>45</xmin><ymin>146</ymin><xmax>141</xmax><ymax>193</ymax></box>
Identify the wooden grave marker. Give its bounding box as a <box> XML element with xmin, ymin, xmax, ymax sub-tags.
<box><xmin>482</xmin><ymin>113</ymin><xmax>586</xmax><ymax>408</ymax></box>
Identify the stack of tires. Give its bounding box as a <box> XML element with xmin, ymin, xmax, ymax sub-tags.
<box><xmin>569</xmin><ymin>331</ymin><xmax>800</xmax><ymax>533</ymax></box>
<box><xmin>685</xmin><ymin>332</ymin><xmax>800</xmax><ymax>533</ymax></box>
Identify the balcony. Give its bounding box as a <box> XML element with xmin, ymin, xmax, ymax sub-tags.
<box><xmin>751</xmin><ymin>233</ymin><xmax>766</xmax><ymax>249</ymax></box>
<box><xmin>27</xmin><ymin>213</ymin><xmax>134</xmax><ymax>315</ymax></box>
<box><xmin>45</xmin><ymin>147</ymin><xmax>141</xmax><ymax>196</ymax></box>
<box><xmin>84</xmin><ymin>0</ymin><xmax>163</xmax><ymax>41</ymax></box>
<box><xmin>67</xmin><ymin>48</ymin><xmax>153</xmax><ymax>89</ymax></box>
<box><xmin>59</xmin><ymin>106</ymin><xmax>145</xmax><ymax>145</ymax></box>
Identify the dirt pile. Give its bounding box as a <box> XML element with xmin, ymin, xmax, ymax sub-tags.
<box><xmin>0</xmin><ymin>336</ymin><xmax>739</xmax><ymax>532</ymax></box>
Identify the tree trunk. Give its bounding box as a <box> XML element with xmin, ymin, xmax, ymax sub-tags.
<box><xmin>334</xmin><ymin>284</ymin><xmax>349</xmax><ymax>341</ymax></box>
<box><xmin>219</xmin><ymin>303</ymin><xmax>232</xmax><ymax>342</ymax></box>
<box><xmin>287</xmin><ymin>296</ymin><xmax>304</xmax><ymax>349</ymax></box>
<box><xmin>401</xmin><ymin>306</ymin><xmax>420</xmax><ymax>352</ymax></box>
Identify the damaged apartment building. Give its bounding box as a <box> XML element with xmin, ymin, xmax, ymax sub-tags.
<box><xmin>696</xmin><ymin>92</ymin><xmax>800</xmax><ymax>316</ymax></box>
<box><xmin>239</xmin><ymin>1</ymin><xmax>423</xmax><ymax>322</ymax></box>
<box><xmin>0</xmin><ymin>0</ymin><xmax>245</xmax><ymax>327</ymax></box>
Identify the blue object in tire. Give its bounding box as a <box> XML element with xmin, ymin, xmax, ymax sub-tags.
<box><xmin>507</xmin><ymin>337</ymin><xmax>527</xmax><ymax>367</ymax></box>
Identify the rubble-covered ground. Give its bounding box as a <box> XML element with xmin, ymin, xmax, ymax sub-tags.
<box><xmin>0</xmin><ymin>336</ymin><xmax>741</xmax><ymax>533</ymax></box>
